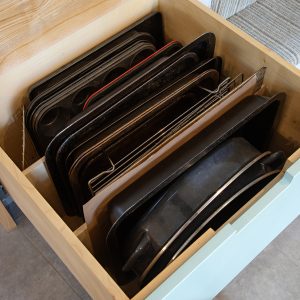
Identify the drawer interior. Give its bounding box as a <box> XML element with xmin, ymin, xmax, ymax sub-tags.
<box><xmin>160</xmin><ymin>0</ymin><xmax>300</xmax><ymax>156</ymax></box>
<box><xmin>0</xmin><ymin>0</ymin><xmax>299</xmax><ymax>299</ymax></box>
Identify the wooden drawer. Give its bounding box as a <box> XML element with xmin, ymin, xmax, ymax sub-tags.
<box><xmin>0</xmin><ymin>0</ymin><xmax>300</xmax><ymax>299</ymax></box>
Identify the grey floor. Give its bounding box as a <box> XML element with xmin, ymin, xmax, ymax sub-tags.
<box><xmin>1</xmin><ymin>210</ymin><xmax>300</xmax><ymax>300</ymax></box>
<box><xmin>0</xmin><ymin>214</ymin><xmax>91</xmax><ymax>300</ymax></box>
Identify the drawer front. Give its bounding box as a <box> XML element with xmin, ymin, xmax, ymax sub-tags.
<box><xmin>147</xmin><ymin>156</ymin><xmax>300</xmax><ymax>300</ymax></box>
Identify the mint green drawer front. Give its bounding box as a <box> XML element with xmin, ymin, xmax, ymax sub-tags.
<box><xmin>148</xmin><ymin>157</ymin><xmax>300</xmax><ymax>300</ymax></box>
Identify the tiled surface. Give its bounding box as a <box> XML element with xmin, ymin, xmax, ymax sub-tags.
<box><xmin>1</xmin><ymin>210</ymin><xmax>300</xmax><ymax>299</ymax></box>
<box><xmin>0</xmin><ymin>214</ymin><xmax>91</xmax><ymax>300</ymax></box>
<box><xmin>216</xmin><ymin>216</ymin><xmax>300</xmax><ymax>300</ymax></box>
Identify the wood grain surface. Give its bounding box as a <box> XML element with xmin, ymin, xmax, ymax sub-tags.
<box><xmin>0</xmin><ymin>200</ymin><xmax>16</xmax><ymax>232</ymax></box>
<box><xmin>0</xmin><ymin>0</ymin><xmax>106</xmax><ymax>66</ymax></box>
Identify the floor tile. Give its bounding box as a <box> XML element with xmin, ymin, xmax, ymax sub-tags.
<box><xmin>17</xmin><ymin>217</ymin><xmax>91</xmax><ymax>300</ymax></box>
<box><xmin>216</xmin><ymin>216</ymin><xmax>300</xmax><ymax>300</ymax></box>
<box><xmin>271</xmin><ymin>217</ymin><xmax>300</xmax><ymax>266</ymax></box>
<box><xmin>0</xmin><ymin>225</ymin><xmax>81</xmax><ymax>300</ymax></box>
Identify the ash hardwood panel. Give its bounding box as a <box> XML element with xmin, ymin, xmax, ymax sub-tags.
<box><xmin>0</xmin><ymin>200</ymin><xmax>16</xmax><ymax>232</ymax></box>
<box><xmin>73</xmin><ymin>223</ymin><xmax>94</xmax><ymax>253</ymax></box>
<box><xmin>23</xmin><ymin>157</ymin><xmax>83</xmax><ymax>230</ymax></box>
<box><xmin>0</xmin><ymin>0</ymin><xmax>106</xmax><ymax>64</ymax></box>
<box><xmin>23</xmin><ymin>157</ymin><xmax>63</xmax><ymax>214</ymax></box>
